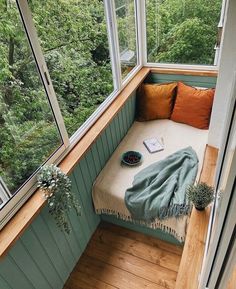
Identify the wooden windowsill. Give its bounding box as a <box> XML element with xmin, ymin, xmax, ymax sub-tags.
<box><xmin>175</xmin><ymin>146</ymin><xmax>218</xmax><ymax>289</ymax></box>
<box><xmin>0</xmin><ymin>67</ymin><xmax>218</xmax><ymax>259</ymax></box>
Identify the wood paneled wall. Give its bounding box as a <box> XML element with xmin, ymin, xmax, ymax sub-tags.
<box><xmin>146</xmin><ymin>73</ymin><xmax>217</xmax><ymax>88</ymax></box>
<box><xmin>0</xmin><ymin>93</ymin><xmax>136</xmax><ymax>289</ymax></box>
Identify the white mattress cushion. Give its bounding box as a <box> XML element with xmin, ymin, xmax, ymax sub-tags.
<box><xmin>92</xmin><ymin>119</ymin><xmax>208</xmax><ymax>241</ymax></box>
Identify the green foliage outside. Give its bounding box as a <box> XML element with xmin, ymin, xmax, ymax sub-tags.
<box><xmin>146</xmin><ymin>0</ymin><xmax>222</xmax><ymax>64</ymax></box>
<box><xmin>0</xmin><ymin>0</ymin><xmax>113</xmax><ymax>193</ymax></box>
<box><xmin>0</xmin><ymin>0</ymin><xmax>221</xmax><ymax>195</ymax></box>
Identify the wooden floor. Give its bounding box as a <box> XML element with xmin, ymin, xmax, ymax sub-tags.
<box><xmin>64</xmin><ymin>222</ymin><xmax>183</xmax><ymax>289</ymax></box>
<box><xmin>226</xmin><ymin>266</ymin><xmax>236</xmax><ymax>289</ymax></box>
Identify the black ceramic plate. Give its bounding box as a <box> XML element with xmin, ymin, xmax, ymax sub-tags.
<box><xmin>121</xmin><ymin>151</ymin><xmax>143</xmax><ymax>166</ymax></box>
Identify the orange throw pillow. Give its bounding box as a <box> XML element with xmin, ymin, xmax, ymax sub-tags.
<box><xmin>171</xmin><ymin>82</ymin><xmax>215</xmax><ymax>129</ymax></box>
<box><xmin>137</xmin><ymin>82</ymin><xmax>177</xmax><ymax>121</ymax></box>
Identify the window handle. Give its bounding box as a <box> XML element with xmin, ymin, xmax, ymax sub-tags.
<box><xmin>44</xmin><ymin>71</ymin><xmax>50</xmax><ymax>85</ymax></box>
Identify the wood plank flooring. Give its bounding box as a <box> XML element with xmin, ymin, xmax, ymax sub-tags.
<box><xmin>226</xmin><ymin>266</ymin><xmax>236</xmax><ymax>289</ymax></box>
<box><xmin>64</xmin><ymin>222</ymin><xmax>183</xmax><ymax>289</ymax></box>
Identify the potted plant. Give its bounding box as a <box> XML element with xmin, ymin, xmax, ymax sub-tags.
<box><xmin>186</xmin><ymin>182</ymin><xmax>214</xmax><ymax>211</ymax></box>
<box><xmin>38</xmin><ymin>164</ymin><xmax>81</xmax><ymax>234</ymax></box>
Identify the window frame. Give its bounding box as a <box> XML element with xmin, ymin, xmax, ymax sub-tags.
<box><xmin>0</xmin><ymin>0</ymin><xmax>143</xmax><ymax>229</ymax></box>
<box><xmin>70</xmin><ymin>0</ymin><xmax>143</xmax><ymax>146</ymax></box>
<box><xmin>69</xmin><ymin>0</ymin><xmax>143</xmax><ymax>146</ymax></box>
<box><xmin>113</xmin><ymin>0</ymin><xmax>142</xmax><ymax>87</ymax></box>
<box><xmin>0</xmin><ymin>0</ymin><xmax>69</xmax><ymax>228</ymax></box>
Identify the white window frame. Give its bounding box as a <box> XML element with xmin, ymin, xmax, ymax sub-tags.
<box><xmin>0</xmin><ymin>0</ymin><xmax>143</xmax><ymax>228</ymax></box>
<box><xmin>70</xmin><ymin>0</ymin><xmax>143</xmax><ymax>145</ymax></box>
<box><xmin>0</xmin><ymin>178</ymin><xmax>11</xmax><ymax>210</ymax></box>
<box><xmin>214</xmin><ymin>0</ymin><xmax>228</xmax><ymax>65</ymax></box>
<box><xmin>122</xmin><ymin>0</ymin><xmax>143</xmax><ymax>86</ymax></box>
<box><xmin>199</xmin><ymin>71</ymin><xmax>236</xmax><ymax>288</ymax></box>
<box><xmin>217</xmin><ymin>238</ymin><xmax>236</xmax><ymax>289</ymax></box>
<box><xmin>0</xmin><ymin>0</ymin><xmax>70</xmax><ymax>229</ymax></box>
<box><xmin>113</xmin><ymin>0</ymin><xmax>142</xmax><ymax>88</ymax></box>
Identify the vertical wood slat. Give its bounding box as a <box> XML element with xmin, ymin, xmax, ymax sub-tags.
<box><xmin>0</xmin><ymin>256</ymin><xmax>35</xmax><ymax>289</ymax></box>
<box><xmin>0</xmin><ymin>275</ymin><xmax>12</xmax><ymax>289</ymax></box>
<box><xmin>95</xmin><ymin>137</ymin><xmax>106</xmax><ymax>167</ymax></box>
<box><xmin>70</xmin><ymin>173</ymin><xmax>91</xmax><ymax>247</ymax></box>
<box><xmin>20</xmin><ymin>226</ymin><xmax>63</xmax><ymax>289</ymax></box>
<box><xmin>91</xmin><ymin>143</ymin><xmax>102</xmax><ymax>176</ymax></box>
<box><xmin>0</xmin><ymin>92</ymin><xmax>136</xmax><ymax>289</ymax></box>
<box><xmin>31</xmin><ymin>215</ymin><xmax>69</xmax><ymax>281</ymax></box>
<box><xmin>105</xmin><ymin>125</ymin><xmax>114</xmax><ymax>155</ymax></box>
<box><xmin>100</xmin><ymin>130</ymin><xmax>111</xmax><ymax>163</ymax></box>
<box><xmin>9</xmin><ymin>240</ymin><xmax>51</xmax><ymax>289</ymax></box>
<box><xmin>41</xmin><ymin>209</ymin><xmax>76</xmax><ymax>270</ymax></box>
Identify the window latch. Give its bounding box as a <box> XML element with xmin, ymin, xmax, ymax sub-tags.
<box><xmin>44</xmin><ymin>71</ymin><xmax>50</xmax><ymax>86</ymax></box>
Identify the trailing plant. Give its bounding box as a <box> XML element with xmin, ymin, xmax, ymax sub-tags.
<box><xmin>38</xmin><ymin>164</ymin><xmax>81</xmax><ymax>234</ymax></box>
<box><xmin>186</xmin><ymin>182</ymin><xmax>214</xmax><ymax>211</ymax></box>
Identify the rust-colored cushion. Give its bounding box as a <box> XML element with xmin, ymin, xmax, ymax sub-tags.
<box><xmin>171</xmin><ymin>82</ymin><xmax>215</xmax><ymax>129</ymax></box>
<box><xmin>137</xmin><ymin>82</ymin><xmax>177</xmax><ymax>121</ymax></box>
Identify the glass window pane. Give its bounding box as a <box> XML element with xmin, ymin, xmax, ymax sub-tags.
<box><xmin>0</xmin><ymin>1</ymin><xmax>62</xmax><ymax>197</ymax></box>
<box><xmin>115</xmin><ymin>0</ymin><xmax>138</xmax><ymax>79</ymax></box>
<box><xmin>146</xmin><ymin>0</ymin><xmax>222</xmax><ymax>65</ymax></box>
<box><xmin>29</xmin><ymin>0</ymin><xmax>114</xmax><ymax>137</ymax></box>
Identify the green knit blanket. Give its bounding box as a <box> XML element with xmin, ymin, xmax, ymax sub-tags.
<box><xmin>125</xmin><ymin>146</ymin><xmax>198</xmax><ymax>221</ymax></box>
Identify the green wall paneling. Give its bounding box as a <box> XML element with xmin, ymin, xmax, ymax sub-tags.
<box><xmin>10</xmin><ymin>239</ymin><xmax>52</xmax><ymax>289</ymax></box>
<box><xmin>72</xmin><ymin>163</ymin><xmax>100</xmax><ymax>233</ymax></box>
<box><xmin>69</xmin><ymin>173</ymin><xmax>90</xmax><ymax>247</ymax></box>
<box><xmin>20</xmin><ymin>226</ymin><xmax>64</xmax><ymax>289</ymax></box>
<box><xmin>0</xmin><ymin>256</ymin><xmax>35</xmax><ymax>289</ymax></box>
<box><xmin>101</xmin><ymin>215</ymin><xmax>182</xmax><ymax>246</ymax></box>
<box><xmin>114</xmin><ymin>116</ymin><xmax>121</xmax><ymax>145</ymax></box>
<box><xmin>0</xmin><ymin>92</ymin><xmax>136</xmax><ymax>289</ymax></box>
<box><xmin>31</xmin><ymin>215</ymin><xmax>69</xmax><ymax>281</ymax></box>
<box><xmin>91</xmin><ymin>143</ymin><xmax>103</xmax><ymax>175</ymax></box>
<box><xmin>95</xmin><ymin>137</ymin><xmax>106</xmax><ymax>166</ymax></box>
<box><xmin>104</xmin><ymin>125</ymin><xmax>115</xmax><ymax>155</ymax></box>
<box><xmin>110</xmin><ymin>121</ymin><xmax>119</xmax><ymax>150</ymax></box>
<box><xmin>100</xmin><ymin>130</ymin><xmax>111</xmax><ymax>162</ymax></box>
<box><xmin>0</xmin><ymin>275</ymin><xmax>12</xmax><ymax>289</ymax></box>
<box><xmin>145</xmin><ymin>73</ymin><xmax>217</xmax><ymax>88</ymax></box>
<box><xmin>41</xmin><ymin>209</ymin><xmax>76</xmax><ymax>271</ymax></box>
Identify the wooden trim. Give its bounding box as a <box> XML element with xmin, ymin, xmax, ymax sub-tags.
<box><xmin>149</xmin><ymin>67</ymin><xmax>218</xmax><ymax>77</ymax></box>
<box><xmin>175</xmin><ymin>145</ymin><xmax>218</xmax><ymax>289</ymax></box>
<box><xmin>0</xmin><ymin>67</ymin><xmax>150</xmax><ymax>259</ymax></box>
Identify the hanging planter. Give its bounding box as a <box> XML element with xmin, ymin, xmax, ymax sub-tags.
<box><xmin>186</xmin><ymin>182</ymin><xmax>214</xmax><ymax>211</ymax></box>
<box><xmin>38</xmin><ymin>164</ymin><xmax>81</xmax><ymax>234</ymax></box>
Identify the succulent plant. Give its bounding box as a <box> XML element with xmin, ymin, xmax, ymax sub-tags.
<box><xmin>38</xmin><ymin>164</ymin><xmax>81</xmax><ymax>234</ymax></box>
<box><xmin>186</xmin><ymin>182</ymin><xmax>214</xmax><ymax>211</ymax></box>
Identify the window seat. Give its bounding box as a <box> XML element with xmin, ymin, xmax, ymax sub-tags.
<box><xmin>92</xmin><ymin>119</ymin><xmax>209</xmax><ymax>243</ymax></box>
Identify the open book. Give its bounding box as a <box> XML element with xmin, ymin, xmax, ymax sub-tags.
<box><xmin>143</xmin><ymin>137</ymin><xmax>164</xmax><ymax>153</ymax></box>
